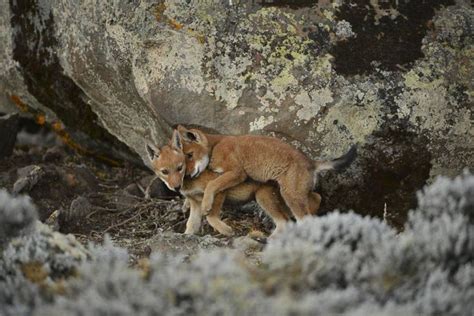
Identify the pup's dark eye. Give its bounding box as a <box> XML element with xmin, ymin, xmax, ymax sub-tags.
<box><xmin>177</xmin><ymin>165</ymin><xmax>183</xmax><ymax>172</ymax></box>
<box><xmin>186</xmin><ymin>152</ymin><xmax>193</xmax><ymax>160</ymax></box>
<box><xmin>161</xmin><ymin>169</ymin><xmax>169</xmax><ymax>175</ymax></box>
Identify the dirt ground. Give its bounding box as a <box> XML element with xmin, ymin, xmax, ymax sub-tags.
<box><xmin>0</xmin><ymin>125</ymin><xmax>272</xmax><ymax>261</ymax></box>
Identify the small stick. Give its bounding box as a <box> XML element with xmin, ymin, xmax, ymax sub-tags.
<box><xmin>383</xmin><ymin>203</ymin><xmax>388</xmax><ymax>224</ymax></box>
<box><xmin>103</xmin><ymin>209</ymin><xmax>146</xmax><ymax>234</ymax></box>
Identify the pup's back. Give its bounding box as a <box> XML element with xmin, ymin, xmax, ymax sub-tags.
<box><xmin>210</xmin><ymin>134</ymin><xmax>314</xmax><ymax>183</ymax></box>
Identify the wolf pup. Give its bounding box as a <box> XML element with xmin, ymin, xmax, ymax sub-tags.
<box><xmin>176</xmin><ymin>125</ymin><xmax>356</xmax><ymax>221</ymax></box>
<box><xmin>146</xmin><ymin>130</ymin><xmax>319</xmax><ymax>236</ymax></box>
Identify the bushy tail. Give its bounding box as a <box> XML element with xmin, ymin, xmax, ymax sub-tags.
<box><xmin>314</xmin><ymin>144</ymin><xmax>357</xmax><ymax>172</ymax></box>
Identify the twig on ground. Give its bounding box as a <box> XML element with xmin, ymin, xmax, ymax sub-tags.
<box><xmin>103</xmin><ymin>209</ymin><xmax>147</xmax><ymax>234</ymax></box>
<box><xmin>169</xmin><ymin>219</ymin><xmax>187</xmax><ymax>231</ymax></box>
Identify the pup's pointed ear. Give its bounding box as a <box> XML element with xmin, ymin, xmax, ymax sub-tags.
<box><xmin>180</xmin><ymin>128</ymin><xmax>203</xmax><ymax>143</ymax></box>
<box><xmin>176</xmin><ymin>125</ymin><xmax>189</xmax><ymax>140</ymax></box>
<box><xmin>171</xmin><ymin>129</ymin><xmax>183</xmax><ymax>151</ymax></box>
<box><xmin>146</xmin><ymin>143</ymin><xmax>160</xmax><ymax>161</ymax></box>
<box><xmin>176</xmin><ymin>125</ymin><xmax>188</xmax><ymax>133</ymax></box>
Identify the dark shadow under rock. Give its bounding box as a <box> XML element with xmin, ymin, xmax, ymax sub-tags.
<box><xmin>318</xmin><ymin>128</ymin><xmax>432</xmax><ymax>229</ymax></box>
<box><xmin>332</xmin><ymin>0</ymin><xmax>454</xmax><ymax>75</ymax></box>
<box><xmin>0</xmin><ymin>113</ymin><xmax>19</xmax><ymax>159</ymax></box>
<box><xmin>124</xmin><ymin>175</ymin><xmax>178</xmax><ymax>200</ymax></box>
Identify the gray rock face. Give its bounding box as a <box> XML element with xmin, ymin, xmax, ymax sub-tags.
<box><xmin>1</xmin><ymin>1</ymin><xmax>472</xmax><ymax>223</ymax></box>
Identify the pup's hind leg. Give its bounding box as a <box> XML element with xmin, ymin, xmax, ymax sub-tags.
<box><xmin>255</xmin><ymin>185</ymin><xmax>289</xmax><ymax>237</ymax></box>
<box><xmin>308</xmin><ymin>192</ymin><xmax>322</xmax><ymax>216</ymax></box>
<box><xmin>278</xmin><ymin>171</ymin><xmax>313</xmax><ymax>221</ymax></box>
<box><xmin>206</xmin><ymin>193</ymin><xmax>234</xmax><ymax>236</ymax></box>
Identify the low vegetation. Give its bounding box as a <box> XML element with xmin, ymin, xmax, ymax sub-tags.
<box><xmin>1</xmin><ymin>171</ymin><xmax>472</xmax><ymax>315</ymax></box>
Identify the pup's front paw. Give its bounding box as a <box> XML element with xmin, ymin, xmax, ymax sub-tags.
<box><xmin>184</xmin><ymin>217</ymin><xmax>201</xmax><ymax>235</ymax></box>
<box><xmin>184</xmin><ymin>223</ymin><xmax>200</xmax><ymax>235</ymax></box>
<box><xmin>201</xmin><ymin>195</ymin><xmax>214</xmax><ymax>215</ymax></box>
<box><xmin>181</xmin><ymin>200</ymin><xmax>190</xmax><ymax>214</ymax></box>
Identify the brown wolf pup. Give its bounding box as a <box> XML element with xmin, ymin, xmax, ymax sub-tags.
<box><xmin>146</xmin><ymin>130</ymin><xmax>319</xmax><ymax>236</ymax></box>
<box><xmin>176</xmin><ymin>125</ymin><xmax>357</xmax><ymax>221</ymax></box>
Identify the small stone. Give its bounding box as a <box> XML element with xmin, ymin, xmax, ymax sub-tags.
<box><xmin>44</xmin><ymin>209</ymin><xmax>60</xmax><ymax>231</ymax></box>
<box><xmin>66</xmin><ymin>196</ymin><xmax>92</xmax><ymax>221</ymax></box>
<box><xmin>59</xmin><ymin>196</ymin><xmax>93</xmax><ymax>231</ymax></box>
<box><xmin>233</xmin><ymin>235</ymin><xmax>265</xmax><ymax>253</ymax></box>
<box><xmin>112</xmin><ymin>189</ymin><xmax>140</xmax><ymax>212</ymax></box>
<box><xmin>124</xmin><ymin>183</ymin><xmax>142</xmax><ymax>197</ymax></box>
<box><xmin>71</xmin><ymin>165</ymin><xmax>99</xmax><ymax>191</ymax></box>
<box><xmin>13</xmin><ymin>165</ymin><xmax>44</xmax><ymax>194</ymax></box>
<box><xmin>42</xmin><ymin>145</ymin><xmax>65</xmax><ymax>162</ymax></box>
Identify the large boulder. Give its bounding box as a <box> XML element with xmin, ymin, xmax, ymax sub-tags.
<box><xmin>1</xmin><ymin>0</ymin><xmax>472</xmax><ymax>224</ymax></box>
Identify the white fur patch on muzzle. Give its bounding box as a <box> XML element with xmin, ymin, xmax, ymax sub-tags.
<box><xmin>191</xmin><ymin>155</ymin><xmax>209</xmax><ymax>178</ymax></box>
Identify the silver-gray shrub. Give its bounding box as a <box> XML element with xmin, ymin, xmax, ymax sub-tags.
<box><xmin>0</xmin><ymin>189</ymin><xmax>37</xmax><ymax>247</ymax></box>
<box><xmin>0</xmin><ymin>190</ymin><xmax>88</xmax><ymax>315</ymax></box>
<box><xmin>404</xmin><ymin>170</ymin><xmax>474</xmax><ymax>271</ymax></box>
<box><xmin>0</xmin><ymin>190</ymin><xmax>40</xmax><ymax>316</ymax></box>
<box><xmin>1</xmin><ymin>172</ymin><xmax>473</xmax><ymax>315</ymax></box>
<box><xmin>263</xmin><ymin>211</ymin><xmax>397</xmax><ymax>293</ymax></box>
<box><xmin>148</xmin><ymin>249</ymin><xmax>270</xmax><ymax>315</ymax></box>
<box><xmin>35</xmin><ymin>238</ymin><xmax>163</xmax><ymax>316</ymax></box>
<box><xmin>414</xmin><ymin>265</ymin><xmax>474</xmax><ymax>316</ymax></box>
<box><xmin>36</xmin><ymin>242</ymin><xmax>270</xmax><ymax>316</ymax></box>
<box><xmin>262</xmin><ymin>171</ymin><xmax>474</xmax><ymax>315</ymax></box>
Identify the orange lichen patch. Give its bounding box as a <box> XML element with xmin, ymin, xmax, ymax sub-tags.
<box><xmin>47</xmin><ymin>279</ymin><xmax>68</xmax><ymax>296</ymax></box>
<box><xmin>196</xmin><ymin>35</ymin><xmax>206</xmax><ymax>44</ymax></box>
<box><xmin>187</xmin><ymin>29</ymin><xmax>206</xmax><ymax>44</ymax></box>
<box><xmin>153</xmin><ymin>3</ymin><xmax>186</xmax><ymax>32</ymax></box>
<box><xmin>137</xmin><ymin>258</ymin><xmax>151</xmax><ymax>280</ymax></box>
<box><xmin>169</xmin><ymin>19</ymin><xmax>183</xmax><ymax>30</ymax></box>
<box><xmin>10</xmin><ymin>94</ymin><xmax>29</xmax><ymax>112</ymax></box>
<box><xmin>21</xmin><ymin>261</ymin><xmax>49</xmax><ymax>284</ymax></box>
<box><xmin>154</xmin><ymin>2</ymin><xmax>166</xmax><ymax>22</ymax></box>
<box><xmin>8</xmin><ymin>95</ymin><xmax>121</xmax><ymax>167</ymax></box>
<box><xmin>50</xmin><ymin>120</ymin><xmax>64</xmax><ymax>132</ymax></box>
<box><xmin>36</xmin><ymin>114</ymin><xmax>46</xmax><ymax>125</ymax></box>
<box><xmin>52</xmin><ymin>122</ymin><xmax>121</xmax><ymax>167</ymax></box>
<box><xmin>51</xmin><ymin>121</ymin><xmax>62</xmax><ymax>131</ymax></box>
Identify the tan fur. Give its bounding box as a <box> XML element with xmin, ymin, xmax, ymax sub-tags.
<box><xmin>147</xmin><ymin>130</ymin><xmax>318</xmax><ymax>237</ymax></box>
<box><xmin>180</xmin><ymin>169</ymin><xmax>320</xmax><ymax>236</ymax></box>
<box><xmin>177</xmin><ymin>126</ymin><xmax>340</xmax><ymax>221</ymax></box>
